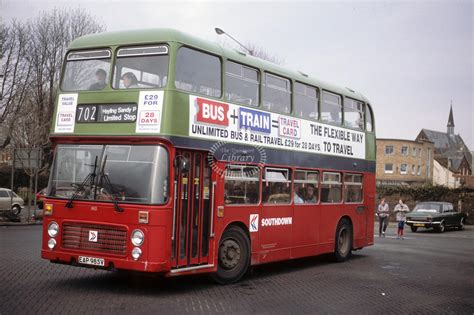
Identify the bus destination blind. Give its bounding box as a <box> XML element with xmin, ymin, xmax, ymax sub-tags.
<box><xmin>76</xmin><ymin>104</ymin><xmax>138</xmax><ymax>123</ymax></box>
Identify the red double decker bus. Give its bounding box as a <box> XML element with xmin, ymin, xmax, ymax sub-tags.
<box><xmin>42</xmin><ymin>29</ymin><xmax>376</xmax><ymax>283</ymax></box>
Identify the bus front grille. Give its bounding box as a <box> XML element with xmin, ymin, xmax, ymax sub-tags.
<box><xmin>61</xmin><ymin>223</ymin><xmax>127</xmax><ymax>256</ymax></box>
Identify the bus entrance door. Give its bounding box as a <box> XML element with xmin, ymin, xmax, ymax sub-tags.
<box><xmin>172</xmin><ymin>151</ymin><xmax>213</xmax><ymax>269</ymax></box>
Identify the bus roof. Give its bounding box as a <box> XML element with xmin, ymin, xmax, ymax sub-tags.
<box><xmin>69</xmin><ymin>28</ymin><xmax>370</xmax><ymax>103</ymax></box>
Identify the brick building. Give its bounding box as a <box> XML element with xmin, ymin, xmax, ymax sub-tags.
<box><xmin>376</xmin><ymin>138</ymin><xmax>434</xmax><ymax>186</ymax></box>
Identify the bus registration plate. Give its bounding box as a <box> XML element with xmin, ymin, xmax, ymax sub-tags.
<box><xmin>78</xmin><ymin>256</ymin><xmax>105</xmax><ymax>267</ymax></box>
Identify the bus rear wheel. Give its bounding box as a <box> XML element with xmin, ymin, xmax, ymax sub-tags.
<box><xmin>213</xmin><ymin>226</ymin><xmax>250</xmax><ymax>284</ymax></box>
<box><xmin>334</xmin><ymin>218</ymin><xmax>353</xmax><ymax>262</ymax></box>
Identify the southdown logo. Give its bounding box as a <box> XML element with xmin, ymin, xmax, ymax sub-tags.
<box><xmin>249</xmin><ymin>214</ymin><xmax>259</xmax><ymax>232</ymax></box>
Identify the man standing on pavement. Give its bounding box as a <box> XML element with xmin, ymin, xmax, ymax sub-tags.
<box><xmin>377</xmin><ymin>198</ymin><xmax>390</xmax><ymax>237</ymax></box>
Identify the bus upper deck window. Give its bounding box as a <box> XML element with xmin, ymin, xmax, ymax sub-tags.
<box><xmin>344</xmin><ymin>98</ymin><xmax>365</xmax><ymax>130</ymax></box>
<box><xmin>262</xmin><ymin>73</ymin><xmax>291</xmax><ymax>114</ymax></box>
<box><xmin>366</xmin><ymin>104</ymin><xmax>374</xmax><ymax>132</ymax></box>
<box><xmin>61</xmin><ymin>49</ymin><xmax>111</xmax><ymax>92</ymax></box>
<box><xmin>175</xmin><ymin>47</ymin><xmax>222</xmax><ymax>98</ymax></box>
<box><xmin>225</xmin><ymin>61</ymin><xmax>259</xmax><ymax>106</ymax></box>
<box><xmin>294</xmin><ymin>82</ymin><xmax>318</xmax><ymax>120</ymax></box>
<box><xmin>113</xmin><ymin>45</ymin><xmax>169</xmax><ymax>89</ymax></box>
<box><xmin>321</xmin><ymin>91</ymin><xmax>342</xmax><ymax>125</ymax></box>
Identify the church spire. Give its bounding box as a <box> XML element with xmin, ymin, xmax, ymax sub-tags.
<box><xmin>447</xmin><ymin>102</ymin><xmax>454</xmax><ymax>135</ymax></box>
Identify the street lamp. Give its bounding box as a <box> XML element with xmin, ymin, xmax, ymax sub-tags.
<box><xmin>215</xmin><ymin>27</ymin><xmax>252</xmax><ymax>55</ymax></box>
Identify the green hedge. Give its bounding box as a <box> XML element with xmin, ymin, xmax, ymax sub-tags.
<box><xmin>377</xmin><ymin>185</ymin><xmax>473</xmax><ymax>202</ymax></box>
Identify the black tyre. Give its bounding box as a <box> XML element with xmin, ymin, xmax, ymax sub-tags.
<box><xmin>11</xmin><ymin>205</ymin><xmax>21</xmax><ymax>216</ymax></box>
<box><xmin>334</xmin><ymin>218</ymin><xmax>353</xmax><ymax>262</ymax></box>
<box><xmin>213</xmin><ymin>226</ymin><xmax>250</xmax><ymax>284</ymax></box>
<box><xmin>410</xmin><ymin>226</ymin><xmax>418</xmax><ymax>233</ymax></box>
<box><xmin>458</xmin><ymin>218</ymin><xmax>464</xmax><ymax>231</ymax></box>
<box><xmin>436</xmin><ymin>222</ymin><xmax>445</xmax><ymax>233</ymax></box>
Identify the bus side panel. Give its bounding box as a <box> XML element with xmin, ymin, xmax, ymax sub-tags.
<box><xmin>291</xmin><ymin>204</ymin><xmax>320</xmax><ymax>259</ymax></box>
<box><xmin>365</xmin><ymin>173</ymin><xmax>376</xmax><ymax>246</ymax></box>
<box><xmin>317</xmin><ymin>204</ymin><xmax>341</xmax><ymax>253</ymax></box>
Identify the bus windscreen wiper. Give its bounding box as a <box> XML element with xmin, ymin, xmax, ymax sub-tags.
<box><xmin>97</xmin><ymin>155</ymin><xmax>124</xmax><ymax>212</ymax></box>
<box><xmin>65</xmin><ymin>156</ymin><xmax>98</xmax><ymax>208</ymax></box>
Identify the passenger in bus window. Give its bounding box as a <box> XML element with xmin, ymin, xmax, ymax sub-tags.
<box><xmin>304</xmin><ymin>184</ymin><xmax>317</xmax><ymax>203</ymax></box>
<box><xmin>294</xmin><ymin>189</ymin><xmax>304</xmax><ymax>204</ymax></box>
<box><xmin>89</xmin><ymin>69</ymin><xmax>107</xmax><ymax>90</ymax></box>
<box><xmin>122</xmin><ymin>72</ymin><xmax>139</xmax><ymax>88</ymax></box>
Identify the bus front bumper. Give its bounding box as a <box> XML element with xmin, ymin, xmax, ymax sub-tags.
<box><xmin>41</xmin><ymin>249</ymin><xmax>169</xmax><ymax>273</ymax></box>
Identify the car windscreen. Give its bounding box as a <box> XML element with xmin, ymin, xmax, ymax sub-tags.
<box><xmin>413</xmin><ymin>203</ymin><xmax>442</xmax><ymax>213</ymax></box>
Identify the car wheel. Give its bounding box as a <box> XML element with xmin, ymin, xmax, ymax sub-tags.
<box><xmin>212</xmin><ymin>226</ymin><xmax>250</xmax><ymax>284</ymax></box>
<box><xmin>334</xmin><ymin>218</ymin><xmax>353</xmax><ymax>262</ymax></box>
<box><xmin>436</xmin><ymin>222</ymin><xmax>445</xmax><ymax>233</ymax></box>
<box><xmin>410</xmin><ymin>226</ymin><xmax>418</xmax><ymax>233</ymax></box>
<box><xmin>11</xmin><ymin>205</ymin><xmax>21</xmax><ymax>216</ymax></box>
<box><xmin>458</xmin><ymin>218</ymin><xmax>464</xmax><ymax>231</ymax></box>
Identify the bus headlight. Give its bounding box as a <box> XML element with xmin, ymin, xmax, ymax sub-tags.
<box><xmin>131</xmin><ymin>229</ymin><xmax>144</xmax><ymax>246</ymax></box>
<box><xmin>48</xmin><ymin>221</ymin><xmax>59</xmax><ymax>237</ymax></box>
<box><xmin>48</xmin><ymin>238</ymin><xmax>56</xmax><ymax>250</ymax></box>
<box><xmin>131</xmin><ymin>247</ymin><xmax>142</xmax><ymax>260</ymax></box>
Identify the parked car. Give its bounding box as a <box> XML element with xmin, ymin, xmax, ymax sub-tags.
<box><xmin>406</xmin><ymin>202</ymin><xmax>466</xmax><ymax>233</ymax></box>
<box><xmin>0</xmin><ymin>188</ymin><xmax>25</xmax><ymax>216</ymax></box>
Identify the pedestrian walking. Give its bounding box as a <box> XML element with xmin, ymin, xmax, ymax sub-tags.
<box><xmin>394</xmin><ymin>199</ymin><xmax>409</xmax><ymax>239</ymax></box>
<box><xmin>377</xmin><ymin>198</ymin><xmax>390</xmax><ymax>237</ymax></box>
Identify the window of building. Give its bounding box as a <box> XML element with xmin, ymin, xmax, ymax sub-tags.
<box><xmin>294</xmin><ymin>170</ymin><xmax>319</xmax><ymax>204</ymax></box>
<box><xmin>294</xmin><ymin>82</ymin><xmax>318</xmax><ymax>120</ymax></box>
<box><xmin>385</xmin><ymin>163</ymin><xmax>394</xmax><ymax>174</ymax></box>
<box><xmin>417</xmin><ymin>165</ymin><xmax>421</xmax><ymax>176</ymax></box>
<box><xmin>401</xmin><ymin>146</ymin><xmax>408</xmax><ymax>156</ymax></box>
<box><xmin>344</xmin><ymin>174</ymin><xmax>363</xmax><ymax>203</ymax></box>
<box><xmin>321</xmin><ymin>91</ymin><xmax>342</xmax><ymax>125</ymax></box>
<box><xmin>175</xmin><ymin>47</ymin><xmax>221</xmax><ymax>97</ymax></box>
<box><xmin>400</xmin><ymin>164</ymin><xmax>408</xmax><ymax>174</ymax></box>
<box><xmin>262</xmin><ymin>73</ymin><xmax>291</xmax><ymax>114</ymax></box>
<box><xmin>418</xmin><ymin>148</ymin><xmax>422</xmax><ymax>157</ymax></box>
<box><xmin>366</xmin><ymin>105</ymin><xmax>374</xmax><ymax>132</ymax></box>
<box><xmin>263</xmin><ymin>168</ymin><xmax>291</xmax><ymax>204</ymax></box>
<box><xmin>344</xmin><ymin>98</ymin><xmax>364</xmax><ymax>130</ymax></box>
<box><xmin>412</xmin><ymin>147</ymin><xmax>417</xmax><ymax>157</ymax></box>
<box><xmin>412</xmin><ymin>164</ymin><xmax>416</xmax><ymax>175</ymax></box>
<box><xmin>225</xmin><ymin>61</ymin><xmax>259</xmax><ymax>106</ymax></box>
<box><xmin>224</xmin><ymin>165</ymin><xmax>260</xmax><ymax>205</ymax></box>
<box><xmin>385</xmin><ymin>146</ymin><xmax>394</xmax><ymax>155</ymax></box>
<box><xmin>321</xmin><ymin>172</ymin><xmax>342</xmax><ymax>203</ymax></box>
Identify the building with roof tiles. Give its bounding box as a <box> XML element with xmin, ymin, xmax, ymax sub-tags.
<box><xmin>415</xmin><ymin>105</ymin><xmax>472</xmax><ymax>187</ymax></box>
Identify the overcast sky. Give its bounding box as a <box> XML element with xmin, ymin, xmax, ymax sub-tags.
<box><xmin>3</xmin><ymin>0</ymin><xmax>473</xmax><ymax>149</ymax></box>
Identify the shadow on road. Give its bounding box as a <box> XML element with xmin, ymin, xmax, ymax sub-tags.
<box><xmin>51</xmin><ymin>252</ymin><xmax>370</xmax><ymax>295</ymax></box>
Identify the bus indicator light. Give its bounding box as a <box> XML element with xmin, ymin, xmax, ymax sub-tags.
<box><xmin>196</xmin><ymin>98</ymin><xmax>229</xmax><ymax>126</ymax></box>
<box><xmin>138</xmin><ymin>211</ymin><xmax>149</xmax><ymax>224</ymax></box>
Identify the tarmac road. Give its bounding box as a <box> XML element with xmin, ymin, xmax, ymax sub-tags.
<box><xmin>0</xmin><ymin>223</ymin><xmax>473</xmax><ymax>314</ymax></box>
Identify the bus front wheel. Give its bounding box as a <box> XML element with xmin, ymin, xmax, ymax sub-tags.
<box><xmin>213</xmin><ymin>226</ymin><xmax>250</xmax><ymax>284</ymax></box>
<box><xmin>334</xmin><ymin>218</ymin><xmax>353</xmax><ymax>262</ymax></box>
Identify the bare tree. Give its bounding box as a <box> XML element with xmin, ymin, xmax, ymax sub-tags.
<box><xmin>216</xmin><ymin>37</ymin><xmax>284</xmax><ymax>65</ymax></box>
<box><xmin>1</xmin><ymin>8</ymin><xmax>105</xmax><ymax>218</ymax></box>
<box><xmin>245</xmin><ymin>42</ymin><xmax>285</xmax><ymax>65</ymax></box>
